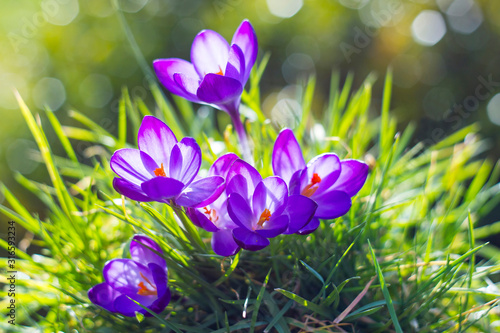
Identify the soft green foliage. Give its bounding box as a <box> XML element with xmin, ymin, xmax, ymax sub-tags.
<box><xmin>1</xmin><ymin>64</ymin><xmax>500</xmax><ymax>332</ymax></box>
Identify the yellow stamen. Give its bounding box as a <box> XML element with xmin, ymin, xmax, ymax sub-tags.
<box><xmin>154</xmin><ymin>163</ymin><xmax>166</xmax><ymax>177</ymax></box>
<box><xmin>257</xmin><ymin>208</ymin><xmax>272</xmax><ymax>227</ymax></box>
<box><xmin>137</xmin><ymin>272</ymin><xmax>157</xmax><ymax>296</ymax></box>
<box><xmin>301</xmin><ymin>173</ymin><xmax>322</xmax><ymax>197</ymax></box>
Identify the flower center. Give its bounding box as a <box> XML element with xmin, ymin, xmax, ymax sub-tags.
<box><xmin>301</xmin><ymin>173</ymin><xmax>322</xmax><ymax>197</ymax></box>
<box><xmin>203</xmin><ymin>207</ymin><xmax>219</xmax><ymax>223</ymax></box>
<box><xmin>215</xmin><ymin>68</ymin><xmax>224</xmax><ymax>75</ymax></box>
<box><xmin>257</xmin><ymin>208</ymin><xmax>272</xmax><ymax>228</ymax></box>
<box><xmin>154</xmin><ymin>163</ymin><xmax>166</xmax><ymax>177</ymax></box>
<box><xmin>137</xmin><ymin>272</ymin><xmax>157</xmax><ymax>296</ymax></box>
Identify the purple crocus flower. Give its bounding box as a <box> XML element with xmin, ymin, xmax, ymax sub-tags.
<box><xmin>187</xmin><ymin>153</ymin><xmax>241</xmax><ymax>257</ymax></box>
<box><xmin>153</xmin><ymin>20</ymin><xmax>257</xmax><ymax>163</ymax></box>
<box><xmin>153</xmin><ymin>19</ymin><xmax>257</xmax><ymax>115</ymax></box>
<box><xmin>272</xmin><ymin>128</ymin><xmax>369</xmax><ymax>234</ymax></box>
<box><xmin>88</xmin><ymin>235</ymin><xmax>170</xmax><ymax>317</ymax></box>
<box><xmin>226</xmin><ymin>159</ymin><xmax>315</xmax><ymax>251</ymax></box>
<box><xmin>111</xmin><ymin>116</ymin><xmax>224</xmax><ymax>207</ymax></box>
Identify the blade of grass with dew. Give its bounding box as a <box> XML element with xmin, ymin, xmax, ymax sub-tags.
<box><xmin>274</xmin><ymin>288</ymin><xmax>331</xmax><ymax>318</ymax></box>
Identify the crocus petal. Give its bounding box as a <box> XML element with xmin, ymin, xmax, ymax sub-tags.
<box><xmin>197</xmin><ymin>74</ymin><xmax>243</xmax><ymax>105</ymax></box>
<box><xmin>226</xmin><ymin>174</ymin><xmax>249</xmax><ymax>199</ymax></box>
<box><xmin>332</xmin><ymin>160</ymin><xmax>369</xmax><ymax>197</ymax></box>
<box><xmin>103</xmin><ymin>259</ymin><xmax>151</xmax><ymax>294</ymax></box>
<box><xmin>113</xmin><ymin>178</ymin><xmax>152</xmax><ymax>202</ymax></box>
<box><xmin>313</xmin><ymin>190</ymin><xmax>352</xmax><ymax>219</ymax></box>
<box><xmin>186</xmin><ymin>208</ymin><xmax>219</xmax><ymax>232</ymax></box>
<box><xmin>174</xmin><ymin>137</ymin><xmax>202</xmax><ymax>185</ymax></box>
<box><xmin>130</xmin><ymin>235</ymin><xmax>166</xmax><ymax>270</ymax></box>
<box><xmin>284</xmin><ymin>195</ymin><xmax>318</xmax><ymax>234</ymax></box>
<box><xmin>191</xmin><ymin>29</ymin><xmax>229</xmax><ymax>77</ymax></box>
<box><xmin>227</xmin><ymin>192</ymin><xmax>255</xmax><ymax>230</ymax></box>
<box><xmin>288</xmin><ymin>169</ymin><xmax>305</xmax><ymax>196</ymax></box>
<box><xmin>233</xmin><ymin>227</ymin><xmax>270</xmax><ymax>251</ymax></box>
<box><xmin>255</xmin><ymin>214</ymin><xmax>289</xmax><ymax>238</ymax></box>
<box><xmin>110</xmin><ymin>148</ymin><xmax>157</xmax><ymax>185</ymax></box>
<box><xmin>141</xmin><ymin>177</ymin><xmax>185</xmax><ymax>202</ymax></box>
<box><xmin>272</xmin><ymin>128</ymin><xmax>306</xmax><ymax>185</ymax></box>
<box><xmin>212</xmin><ymin>229</ymin><xmax>241</xmax><ymax>256</ymax></box>
<box><xmin>231</xmin><ymin>19</ymin><xmax>258</xmax><ymax>84</ymax></box>
<box><xmin>252</xmin><ymin>177</ymin><xmax>288</xmax><ymax>219</ymax></box>
<box><xmin>137</xmin><ymin>116</ymin><xmax>178</xmax><ymax>166</ymax></box>
<box><xmin>302</xmin><ymin>154</ymin><xmax>341</xmax><ymax>198</ymax></box>
<box><xmin>88</xmin><ymin>283</ymin><xmax>121</xmax><ymax>313</ymax></box>
<box><xmin>153</xmin><ymin>58</ymin><xmax>201</xmax><ymax>99</ymax></box>
<box><xmin>225</xmin><ymin>44</ymin><xmax>246</xmax><ymax>84</ymax></box>
<box><xmin>227</xmin><ymin>159</ymin><xmax>262</xmax><ymax>195</ymax></box>
<box><xmin>113</xmin><ymin>293</ymin><xmax>156</xmax><ymax>317</ymax></box>
<box><xmin>209</xmin><ymin>153</ymin><xmax>240</xmax><ymax>177</ymax></box>
<box><xmin>147</xmin><ymin>263</ymin><xmax>171</xmax><ymax>315</ymax></box>
<box><xmin>296</xmin><ymin>217</ymin><xmax>321</xmax><ymax>235</ymax></box>
<box><xmin>176</xmin><ymin>176</ymin><xmax>224</xmax><ymax>208</ymax></box>
<box><xmin>173</xmin><ymin>73</ymin><xmax>202</xmax><ymax>103</ymax></box>
<box><xmin>169</xmin><ymin>144</ymin><xmax>183</xmax><ymax>181</ymax></box>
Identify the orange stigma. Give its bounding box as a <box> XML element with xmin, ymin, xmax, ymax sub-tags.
<box><xmin>301</xmin><ymin>173</ymin><xmax>322</xmax><ymax>197</ymax></box>
<box><xmin>137</xmin><ymin>272</ymin><xmax>157</xmax><ymax>296</ymax></box>
<box><xmin>257</xmin><ymin>208</ymin><xmax>272</xmax><ymax>227</ymax></box>
<box><xmin>215</xmin><ymin>67</ymin><xmax>224</xmax><ymax>75</ymax></box>
<box><xmin>203</xmin><ymin>207</ymin><xmax>219</xmax><ymax>223</ymax></box>
<box><xmin>154</xmin><ymin>163</ymin><xmax>166</xmax><ymax>177</ymax></box>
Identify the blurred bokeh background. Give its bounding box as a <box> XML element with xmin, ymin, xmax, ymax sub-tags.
<box><xmin>1</xmin><ymin>0</ymin><xmax>499</xmax><ymax>219</ymax></box>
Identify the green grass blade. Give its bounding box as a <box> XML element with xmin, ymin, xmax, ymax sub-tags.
<box><xmin>16</xmin><ymin>92</ymin><xmax>78</xmax><ymax>219</ymax></box>
<box><xmin>250</xmin><ymin>269</ymin><xmax>271</xmax><ymax>333</ymax></box>
<box><xmin>45</xmin><ymin>107</ymin><xmax>78</xmax><ymax>163</ymax></box>
<box><xmin>274</xmin><ymin>288</ymin><xmax>331</xmax><ymax>318</ymax></box>
<box><xmin>368</xmin><ymin>240</ymin><xmax>403</xmax><ymax>333</ymax></box>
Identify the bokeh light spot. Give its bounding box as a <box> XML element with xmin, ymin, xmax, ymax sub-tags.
<box><xmin>487</xmin><ymin>93</ymin><xmax>500</xmax><ymax>126</ymax></box>
<box><xmin>266</xmin><ymin>0</ymin><xmax>303</xmax><ymax>18</ymax></box>
<box><xmin>339</xmin><ymin>0</ymin><xmax>369</xmax><ymax>10</ymax></box>
<box><xmin>33</xmin><ymin>77</ymin><xmax>66</xmax><ymax>111</ymax></box>
<box><xmin>446</xmin><ymin>0</ymin><xmax>483</xmax><ymax>35</ymax></box>
<box><xmin>7</xmin><ymin>139</ymin><xmax>39</xmax><ymax>174</ymax></box>
<box><xmin>411</xmin><ymin>10</ymin><xmax>447</xmax><ymax>46</ymax></box>
<box><xmin>282</xmin><ymin>53</ymin><xmax>315</xmax><ymax>84</ymax></box>
<box><xmin>271</xmin><ymin>98</ymin><xmax>302</xmax><ymax>129</ymax></box>
<box><xmin>0</xmin><ymin>73</ymin><xmax>27</xmax><ymax>109</ymax></box>
<box><xmin>119</xmin><ymin>0</ymin><xmax>149</xmax><ymax>14</ymax></box>
<box><xmin>42</xmin><ymin>0</ymin><xmax>79</xmax><ymax>26</ymax></box>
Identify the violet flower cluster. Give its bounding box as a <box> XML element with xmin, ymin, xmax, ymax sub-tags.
<box><xmin>90</xmin><ymin>19</ymin><xmax>369</xmax><ymax>317</ymax></box>
<box><xmin>109</xmin><ymin>115</ymin><xmax>368</xmax><ymax>255</ymax></box>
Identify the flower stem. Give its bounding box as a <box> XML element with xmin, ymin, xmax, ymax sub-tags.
<box><xmin>229</xmin><ymin>111</ymin><xmax>253</xmax><ymax>164</ymax></box>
